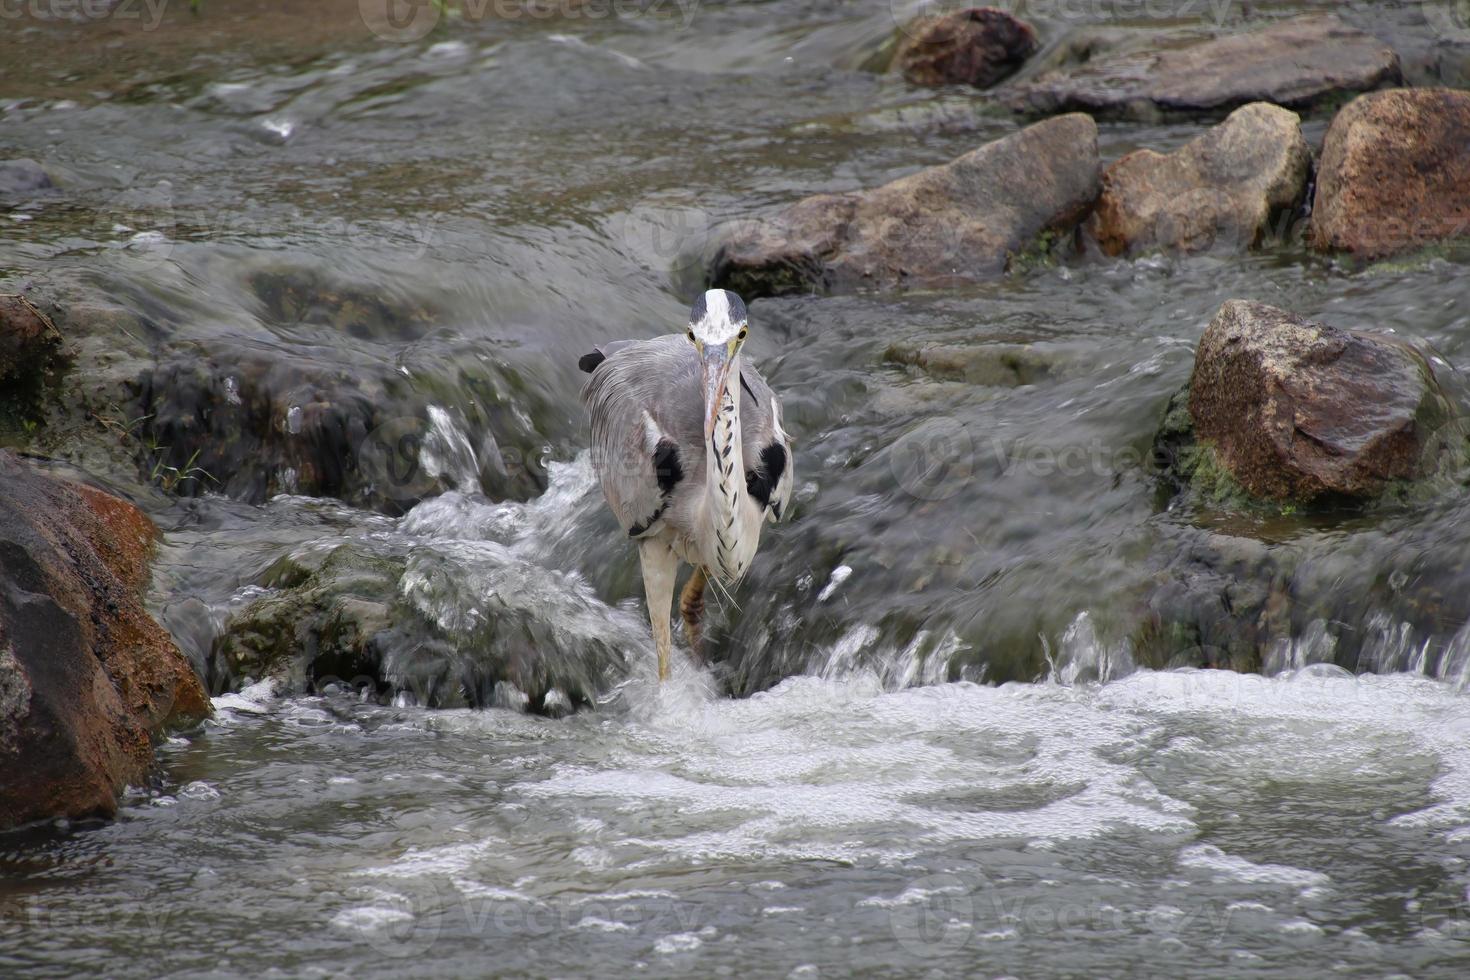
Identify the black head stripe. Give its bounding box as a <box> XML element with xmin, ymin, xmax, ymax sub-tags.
<box><xmin>739</xmin><ymin>369</ymin><xmax>757</xmax><ymax>402</ymax></box>
<box><xmin>578</xmin><ymin>349</ymin><xmax>606</xmax><ymax>374</ymax></box>
<box><xmin>723</xmin><ymin>291</ymin><xmax>748</xmax><ymax>323</ymax></box>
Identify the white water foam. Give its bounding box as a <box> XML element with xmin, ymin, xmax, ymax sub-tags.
<box><xmin>332</xmin><ymin>663</ymin><xmax>1470</xmax><ymax>935</ymax></box>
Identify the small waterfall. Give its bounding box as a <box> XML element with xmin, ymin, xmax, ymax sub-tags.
<box><xmin>1046</xmin><ymin>611</ymin><xmax>1137</xmax><ymax>686</ymax></box>
<box><xmin>418</xmin><ymin>405</ymin><xmax>482</xmax><ymax>494</ymax></box>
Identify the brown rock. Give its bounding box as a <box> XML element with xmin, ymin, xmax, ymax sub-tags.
<box><xmin>0</xmin><ymin>293</ymin><xmax>63</xmax><ymax>384</ymax></box>
<box><xmin>892</xmin><ymin>7</ymin><xmax>1038</xmax><ymax>89</ymax></box>
<box><xmin>0</xmin><ymin>453</ymin><xmax>209</xmax><ymax>830</ymax></box>
<box><xmin>1004</xmin><ymin>15</ymin><xmax>1401</xmax><ymax>119</ymax></box>
<box><xmin>1087</xmin><ymin>103</ymin><xmax>1312</xmax><ymax>256</ymax></box>
<box><xmin>1310</xmin><ymin>88</ymin><xmax>1470</xmax><ymax>260</ymax></box>
<box><xmin>709</xmin><ymin>114</ymin><xmax>1100</xmax><ymax>297</ymax></box>
<box><xmin>1187</xmin><ymin>300</ymin><xmax>1452</xmax><ymax>503</ymax></box>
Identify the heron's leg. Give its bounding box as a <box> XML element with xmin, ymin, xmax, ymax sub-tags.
<box><xmin>638</xmin><ymin>539</ymin><xmax>678</xmax><ymax>681</ymax></box>
<box><xmin>679</xmin><ymin>566</ymin><xmax>708</xmax><ymax>663</ymax></box>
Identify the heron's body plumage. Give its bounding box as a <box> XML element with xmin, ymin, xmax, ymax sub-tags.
<box><xmin>581</xmin><ymin>334</ymin><xmax>792</xmax><ymax>583</ymax></box>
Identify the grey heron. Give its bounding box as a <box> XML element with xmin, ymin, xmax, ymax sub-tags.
<box><xmin>579</xmin><ymin>289</ymin><xmax>794</xmax><ymax>680</ymax></box>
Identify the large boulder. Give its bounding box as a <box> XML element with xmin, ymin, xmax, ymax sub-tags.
<box><xmin>1177</xmin><ymin>300</ymin><xmax>1456</xmax><ymax>504</ymax></box>
<box><xmin>1003</xmin><ymin>15</ymin><xmax>1400</xmax><ymax>119</ymax></box>
<box><xmin>1310</xmin><ymin>88</ymin><xmax>1470</xmax><ymax>260</ymax></box>
<box><xmin>890</xmin><ymin>7</ymin><xmax>1038</xmax><ymax>89</ymax></box>
<box><xmin>708</xmin><ymin>114</ymin><xmax>1100</xmax><ymax>297</ymax></box>
<box><xmin>0</xmin><ymin>453</ymin><xmax>209</xmax><ymax>830</ymax></box>
<box><xmin>1086</xmin><ymin>103</ymin><xmax>1312</xmax><ymax>256</ymax></box>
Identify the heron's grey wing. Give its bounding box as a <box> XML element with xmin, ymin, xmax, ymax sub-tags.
<box><xmin>738</xmin><ymin>361</ymin><xmax>795</xmax><ymax>523</ymax></box>
<box><xmin>581</xmin><ymin>335</ymin><xmax>701</xmax><ymax>537</ymax></box>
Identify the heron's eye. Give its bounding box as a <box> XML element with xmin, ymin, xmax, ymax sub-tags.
<box><xmin>737</xmin><ymin>327</ymin><xmax>749</xmax><ymax>342</ymax></box>
<box><xmin>686</xmin><ymin>329</ymin><xmax>695</xmax><ymax>343</ymax></box>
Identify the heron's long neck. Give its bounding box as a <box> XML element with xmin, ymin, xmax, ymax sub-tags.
<box><xmin>705</xmin><ymin>361</ymin><xmax>746</xmax><ymax>581</ymax></box>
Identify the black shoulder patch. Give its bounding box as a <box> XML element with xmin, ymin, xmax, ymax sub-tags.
<box><xmin>746</xmin><ymin>442</ymin><xmax>787</xmax><ymax>510</ymax></box>
<box><xmin>652</xmin><ymin>438</ymin><xmax>683</xmax><ymax>495</ymax></box>
<box><xmin>628</xmin><ymin>439</ymin><xmax>684</xmax><ymax>537</ymax></box>
<box><xmin>578</xmin><ymin>349</ymin><xmax>606</xmax><ymax>374</ymax></box>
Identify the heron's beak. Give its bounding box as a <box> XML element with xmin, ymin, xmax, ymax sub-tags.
<box><xmin>700</xmin><ymin>342</ymin><xmax>734</xmax><ymax>442</ymax></box>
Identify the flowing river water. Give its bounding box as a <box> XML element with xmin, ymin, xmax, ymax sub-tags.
<box><xmin>5</xmin><ymin>0</ymin><xmax>1470</xmax><ymax>975</ymax></box>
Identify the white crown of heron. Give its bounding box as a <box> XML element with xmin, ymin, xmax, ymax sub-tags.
<box><xmin>688</xmin><ymin>289</ymin><xmax>748</xmax><ymax>346</ymax></box>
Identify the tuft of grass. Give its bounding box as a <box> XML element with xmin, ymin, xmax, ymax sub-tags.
<box><xmin>149</xmin><ymin>447</ymin><xmax>218</xmax><ymax>493</ymax></box>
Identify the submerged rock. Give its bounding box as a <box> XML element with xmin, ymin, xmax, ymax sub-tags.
<box><xmin>709</xmin><ymin>114</ymin><xmax>1100</xmax><ymax>297</ymax></box>
<box><xmin>0</xmin><ymin>452</ymin><xmax>209</xmax><ymax>830</ymax></box>
<box><xmin>884</xmin><ymin>340</ymin><xmax>1076</xmax><ymax>387</ymax></box>
<box><xmin>1003</xmin><ymin>15</ymin><xmax>1400</xmax><ymax>119</ymax></box>
<box><xmin>211</xmin><ymin>507</ymin><xmax>641</xmax><ymax>715</ymax></box>
<box><xmin>890</xmin><ymin>7</ymin><xmax>1038</xmax><ymax>89</ymax></box>
<box><xmin>211</xmin><ymin>546</ymin><xmax>406</xmax><ymax>696</ymax></box>
<box><xmin>0</xmin><ymin>159</ymin><xmax>53</xmax><ymax>199</ymax></box>
<box><xmin>1173</xmin><ymin>300</ymin><xmax>1455</xmax><ymax>504</ymax></box>
<box><xmin>1086</xmin><ymin>103</ymin><xmax>1312</xmax><ymax>256</ymax></box>
<box><xmin>1310</xmin><ymin>88</ymin><xmax>1470</xmax><ymax>260</ymax></box>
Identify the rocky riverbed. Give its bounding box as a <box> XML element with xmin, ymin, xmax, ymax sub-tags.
<box><xmin>4</xmin><ymin>1</ymin><xmax>1470</xmax><ymax>976</ymax></box>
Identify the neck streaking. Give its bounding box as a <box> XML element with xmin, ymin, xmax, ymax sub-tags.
<box><xmin>706</xmin><ymin>359</ymin><xmax>747</xmax><ymax>582</ymax></box>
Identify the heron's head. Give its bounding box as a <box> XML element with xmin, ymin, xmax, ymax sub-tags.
<box><xmin>686</xmin><ymin>289</ymin><xmax>749</xmax><ymax>440</ymax></box>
